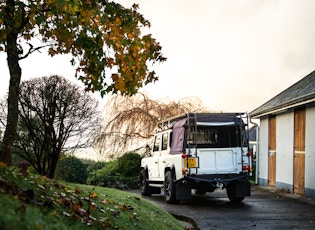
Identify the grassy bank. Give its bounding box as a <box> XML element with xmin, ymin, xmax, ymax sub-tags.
<box><xmin>0</xmin><ymin>164</ymin><xmax>183</xmax><ymax>230</ymax></box>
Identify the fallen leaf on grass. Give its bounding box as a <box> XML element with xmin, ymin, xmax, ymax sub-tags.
<box><xmin>18</xmin><ymin>189</ymin><xmax>35</xmax><ymax>202</ymax></box>
<box><xmin>56</xmin><ymin>197</ymin><xmax>72</xmax><ymax>208</ymax></box>
<box><xmin>70</xmin><ymin>203</ymin><xmax>82</xmax><ymax>213</ymax></box>
<box><xmin>74</xmin><ymin>188</ymin><xmax>82</xmax><ymax>194</ymax></box>
<box><xmin>88</xmin><ymin>202</ymin><xmax>97</xmax><ymax>212</ymax></box>
<box><xmin>15</xmin><ymin>204</ymin><xmax>26</xmax><ymax>213</ymax></box>
<box><xmin>101</xmin><ymin>199</ymin><xmax>111</xmax><ymax>204</ymax></box>
<box><xmin>37</xmin><ymin>184</ymin><xmax>46</xmax><ymax>190</ymax></box>
<box><xmin>35</xmin><ymin>222</ymin><xmax>44</xmax><ymax>230</ymax></box>
<box><xmin>62</xmin><ymin>211</ymin><xmax>72</xmax><ymax>217</ymax></box>
<box><xmin>109</xmin><ymin>208</ymin><xmax>120</xmax><ymax>217</ymax></box>
<box><xmin>90</xmin><ymin>192</ymin><xmax>98</xmax><ymax>198</ymax></box>
<box><xmin>118</xmin><ymin>204</ymin><xmax>134</xmax><ymax>211</ymax></box>
<box><xmin>76</xmin><ymin>208</ymin><xmax>88</xmax><ymax>217</ymax></box>
<box><xmin>130</xmin><ymin>212</ymin><xmax>140</xmax><ymax>221</ymax></box>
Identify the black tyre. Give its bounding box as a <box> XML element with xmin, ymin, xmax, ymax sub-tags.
<box><xmin>226</xmin><ymin>184</ymin><xmax>245</xmax><ymax>203</ymax></box>
<box><xmin>139</xmin><ymin>169</ymin><xmax>151</xmax><ymax>196</ymax></box>
<box><xmin>164</xmin><ymin>171</ymin><xmax>179</xmax><ymax>204</ymax></box>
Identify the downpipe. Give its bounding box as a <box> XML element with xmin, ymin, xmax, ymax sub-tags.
<box><xmin>250</xmin><ymin>116</ymin><xmax>260</xmax><ymax>185</ymax></box>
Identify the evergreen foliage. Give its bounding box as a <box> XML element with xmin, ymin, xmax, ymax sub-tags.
<box><xmin>55</xmin><ymin>156</ymin><xmax>88</xmax><ymax>184</ymax></box>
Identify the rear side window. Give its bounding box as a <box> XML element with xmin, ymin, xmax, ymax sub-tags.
<box><xmin>162</xmin><ymin>133</ymin><xmax>168</xmax><ymax>151</ymax></box>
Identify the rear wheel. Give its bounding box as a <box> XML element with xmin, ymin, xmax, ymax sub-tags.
<box><xmin>164</xmin><ymin>171</ymin><xmax>179</xmax><ymax>204</ymax></box>
<box><xmin>139</xmin><ymin>169</ymin><xmax>151</xmax><ymax>196</ymax></box>
<box><xmin>226</xmin><ymin>183</ymin><xmax>245</xmax><ymax>203</ymax></box>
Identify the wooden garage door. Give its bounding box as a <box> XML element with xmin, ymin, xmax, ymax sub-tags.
<box><xmin>294</xmin><ymin>108</ymin><xmax>305</xmax><ymax>195</ymax></box>
<box><xmin>268</xmin><ymin>116</ymin><xmax>276</xmax><ymax>186</ymax></box>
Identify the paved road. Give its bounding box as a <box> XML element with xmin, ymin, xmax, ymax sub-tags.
<box><xmin>130</xmin><ymin>186</ymin><xmax>315</xmax><ymax>229</ymax></box>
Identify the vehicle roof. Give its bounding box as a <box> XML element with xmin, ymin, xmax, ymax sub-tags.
<box><xmin>158</xmin><ymin>112</ymin><xmax>247</xmax><ymax>127</ymax></box>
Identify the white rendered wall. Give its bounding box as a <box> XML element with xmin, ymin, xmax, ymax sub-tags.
<box><xmin>258</xmin><ymin>118</ymin><xmax>269</xmax><ymax>184</ymax></box>
<box><xmin>305</xmin><ymin>107</ymin><xmax>315</xmax><ymax>190</ymax></box>
<box><xmin>276</xmin><ymin>112</ymin><xmax>294</xmax><ymax>187</ymax></box>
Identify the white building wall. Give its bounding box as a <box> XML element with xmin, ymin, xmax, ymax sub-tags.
<box><xmin>305</xmin><ymin>107</ymin><xmax>315</xmax><ymax>192</ymax></box>
<box><xmin>276</xmin><ymin>112</ymin><xmax>294</xmax><ymax>189</ymax></box>
<box><xmin>255</xmin><ymin>104</ymin><xmax>315</xmax><ymax>199</ymax></box>
<box><xmin>258</xmin><ymin>118</ymin><xmax>269</xmax><ymax>185</ymax></box>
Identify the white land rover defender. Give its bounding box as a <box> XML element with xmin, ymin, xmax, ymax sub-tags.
<box><xmin>139</xmin><ymin>113</ymin><xmax>252</xmax><ymax>203</ymax></box>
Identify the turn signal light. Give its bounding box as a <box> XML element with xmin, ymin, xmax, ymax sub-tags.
<box><xmin>182</xmin><ymin>167</ymin><xmax>187</xmax><ymax>175</ymax></box>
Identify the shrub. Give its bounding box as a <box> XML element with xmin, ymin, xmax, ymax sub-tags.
<box><xmin>87</xmin><ymin>161</ymin><xmax>106</xmax><ymax>174</ymax></box>
<box><xmin>86</xmin><ymin>160</ymin><xmax>117</xmax><ymax>184</ymax></box>
<box><xmin>117</xmin><ymin>152</ymin><xmax>142</xmax><ymax>177</ymax></box>
<box><xmin>55</xmin><ymin>156</ymin><xmax>87</xmax><ymax>184</ymax></box>
<box><xmin>86</xmin><ymin>152</ymin><xmax>142</xmax><ymax>189</ymax></box>
<box><xmin>88</xmin><ymin>175</ymin><xmax>138</xmax><ymax>189</ymax></box>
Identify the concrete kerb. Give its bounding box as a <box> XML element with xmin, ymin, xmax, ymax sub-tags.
<box><xmin>256</xmin><ymin>185</ymin><xmax>315</xmax><ymax>206</ymax></box>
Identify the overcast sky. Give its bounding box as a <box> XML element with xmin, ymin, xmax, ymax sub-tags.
<box><xmin>1</xmin><ymin>0</ymin><xmax>315</xmax><ymax>112</ymax></box>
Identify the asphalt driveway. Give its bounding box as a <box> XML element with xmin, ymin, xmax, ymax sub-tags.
<box><xmin>130</xmin><ymin>186</ymin><xmax>315</xmax><ymax>229</ymax></box>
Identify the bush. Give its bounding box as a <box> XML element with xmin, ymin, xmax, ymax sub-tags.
<box><xmin>55</xmin><ymin>156</ymin><xmax>87</xmax><ymax>184</ymax></box>
<box><xmin>89</xmin><ymin>175</ymin><xmax>138</xmax><ymax>189</ymax></box>
<box><xmin>86</xmin><ymin>152</ymin><xmax>142</xmax><ymax>189</ymax></box>
<box><xmin>117</xmin><ymin>152</ymin><xmax>142</xmax><ymax>177</ymax></box>
<box><xmin>86</xmin><ymin>160</ymin><xmax>118</xmax><ymax>184</ymax></box>
<box><xmin>87</xmin><ymin>161</ymin><xmax>106</xmax><ymax>174</ymax></box>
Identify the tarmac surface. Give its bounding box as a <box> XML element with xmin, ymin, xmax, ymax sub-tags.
<box><xmin>130</xmin><ymin>186</ymin><xmax>315</xmax><ymax>229</ymax></box>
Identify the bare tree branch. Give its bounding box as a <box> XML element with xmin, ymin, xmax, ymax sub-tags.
<box><xmin>96</xmin><ymin>93</ymin><xmax>213</xmax><ymax>158</ymax></box>
<box><xmin>14</xmin><ymin>75</ymin><xmax>101</xmax><ymax>177</ymax></box>
<box><xmin>18</xmin><ymin>42</ymin><xmax>51</xmax><ymax>60</ymax></box>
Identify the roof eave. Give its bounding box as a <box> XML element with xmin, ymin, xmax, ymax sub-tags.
<box><xmin>250</xmin><ymin>96</ymin><xmax>315</xmax><ymax>119</ymax></box>
<box><xmin>253</xmin><ymin>94</ymin><xmax>315</xmax><ymax>119</ymax></box>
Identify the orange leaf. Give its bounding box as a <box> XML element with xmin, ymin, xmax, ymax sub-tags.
<box><xmin>89</xmin><ymin>203</ymin><xmax>97</xmax><ymax>212</ymax></box>
<box><xmin>101</xmin><ymin>199</ymin><xmax>111</xmax><ymax>204</ymax></box>
<box><xmin>90</xmin><ymin>192</ymin><xmax>98</xmax><ymax>198</ymax></box>
<box><xmin>118</xmin><ymin>204</ymin><xmax>134</xmax><ymax>211</ymax></box>
<box><xmin>70</xmin><ymin>203</ymin><xmax>81</xmax><ymax>213</ymax></box>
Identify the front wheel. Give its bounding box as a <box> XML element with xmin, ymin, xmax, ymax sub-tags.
<box><xmin>139</xmin><ymin>169</ymin><xmax>151</xmax><ymax>196</ymax></box>
<box><xmin>164</xmin><ymin>171</ymin><xmax>179</xmax><ymax>204</ymax></box>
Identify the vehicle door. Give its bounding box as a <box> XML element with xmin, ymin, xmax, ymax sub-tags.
<box><xmin>158</xmin><ymin>132</ymin><xmax>170</xmax><ymax>180</ymax></box>
<box><xmin>149</xmin><ymin>134</ymin><xmax>161</xmax><ymax>180</ymax></box>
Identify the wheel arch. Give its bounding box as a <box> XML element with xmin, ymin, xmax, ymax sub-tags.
<box><xmin>164</xmin><ymin>163</ymin><xmax>176</xmax><ymax>180</ymax></box>
<box><xmin>140</xmin><ymin>165</ymin><xmax>149</xmax><ymax>178</ymax></box>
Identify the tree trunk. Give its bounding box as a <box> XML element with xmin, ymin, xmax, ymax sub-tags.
<box><xmin>0</xmin><ymin>31</ymin><xmax>21</xmax><ymax>164</ymax></box>
<box><xmin>47</xmin><ymin>153</ymin><xmax>60</xmax><ymax>179</ymax></box>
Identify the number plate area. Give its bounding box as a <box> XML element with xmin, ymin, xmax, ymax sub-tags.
<box><xmin>184</xmin><ymin>157</ymin><xmax>198</xmax><ymax>168</ymax></box>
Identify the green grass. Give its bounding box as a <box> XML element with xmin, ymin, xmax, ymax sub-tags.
<box><xmin>0</xmin><ymin>164</ymin><xmax>183</xmax><ymax>230</ymax></box>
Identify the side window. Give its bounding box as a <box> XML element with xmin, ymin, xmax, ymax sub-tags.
<box><xmin>162</xmin><ymin>133</ymin><xmax>168</xmax><ymax>151</ymax></box>
<box><xmin>153</xmin><ymin>135</ymin><xmax>161</xmax><ymax>152</ymax></box>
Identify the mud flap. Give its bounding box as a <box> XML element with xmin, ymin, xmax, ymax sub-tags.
<box><xmin>235</xmin><ymin>181</ymin><xmax>251</xmax><ymax>197</ymax></box>
<box><xmin>175</xmin><ymin>181</ymin><xmax>192</xmax><ymax>200</ymax></box>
